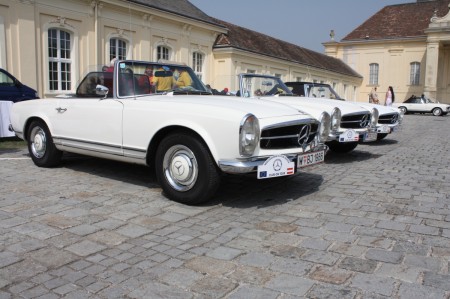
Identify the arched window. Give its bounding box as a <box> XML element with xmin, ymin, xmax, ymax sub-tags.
<box><xmin>110</xmin><ymin>38</ymin><xmax>127</xmax><ymax>61</ymax></box>
<box><xmin>48</xmin><ymin>28</ymin><xmax>72</xmax><ymax>91</ymax></box>
<box><xmin>157</xmin><ymin>45</ymin><xmax>170</xmax><ymax>61</ymax></box>
<box><xmin>192</xmin><ymin>52</ymin><xmax>204</xmax><ymax>80</ymax></box>
<box><xmin>410</xmin><ymin>62</ymin><xmax>420</xmax><ymax>85</ymax></box>
<box><xmin>369</xmin><ymin>63</ymin><xmax>379</xmax><ymax>85</ymax></box>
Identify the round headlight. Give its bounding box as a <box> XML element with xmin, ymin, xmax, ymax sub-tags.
<box><xmin>318</xmin><ymin>111</ymin><xmax>331</xmax><ymax>143</ymax></box>
<box><xmin>331</xmin><ymin>107</ymin><xmax>341</xmax><ymax>133</ymax></box>
<box><xmin>370</xmin><ymin>108</ymin><xmax>379</xmax><ymax>127</ymax></box>
<box><xmin>239</xmin><ymin>114</ymin><xmax>260</xmax><ymax>156</ymax></box>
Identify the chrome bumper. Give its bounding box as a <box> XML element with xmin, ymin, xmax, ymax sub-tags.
<box><xmin>218</xmin><ymin>144</ymin><xmax>328</xmax><ymax>174</ymax></box>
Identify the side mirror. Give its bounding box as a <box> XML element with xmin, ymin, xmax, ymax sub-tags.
<box><xmin>96</xmin><ymin>84</ymin><xmax>109</xmax><ymax>98</ymax></box>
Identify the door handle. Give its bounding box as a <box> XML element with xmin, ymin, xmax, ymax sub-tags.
<box><xmin>56</xmin><ymin>107</ymin><xmax>67</xmax><ymax>113</ymax></box>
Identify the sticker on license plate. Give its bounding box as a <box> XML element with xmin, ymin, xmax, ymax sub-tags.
<box><xmin>298</xmin><ymin>150</ymin><xmax>325</xmax><ymax>168</ymax></box>
<box><xmin>363</xmin><ymin>132</ymin><xmax>377</xmax><ymax>142</ymax></box>
<box><xmin>339</xmin><ymin>130</ymin><xmax>359</xmax><ymax>142</ymax></box>
<box><xmin>257</xmin><ymin>155</ymin><xmax>295</xmax><ymax>179</ymax></box>
<box><xmin>377</xmin><ymin>125</ymin><xmax>391</xmax><ymax>133</ymax></box>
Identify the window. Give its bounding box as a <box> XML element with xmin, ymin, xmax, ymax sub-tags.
<box><xmin>192</xmin><ymin>52</ymin><xmax>204</xmax><ymax>80</ymax></box>
<box><xmin>410</xmin><ymin>62</ymin><xmax>420</xmax><ymax>85</ymax></box>
<box><xmin>110</xmin><ymin>38</ymin><xmax>127</xmax><ymax>61</ymax></box>
<box><xmin>369</xmin><ymin>63</ymin><xmax>379</xmax><ymax>85</ymax></box>
<box><xmin>157</xmin><ymin>46</ymin><xmax>170</xmax><ymax>61</ymax></box>
<box><xmin>48</xmin><ymin>28</ymin><xmax>71</xmax><ymax>91</ymax></box>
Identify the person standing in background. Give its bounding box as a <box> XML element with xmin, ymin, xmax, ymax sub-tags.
<box><xmin>369</xmin><ymin>87</ymin><xmax>379</xmax><ymax>104</ymax></box>
<box><xmin>384</xmin><ymin>86</ymin><xmax>395</xmax><ymax>106</ymax></box>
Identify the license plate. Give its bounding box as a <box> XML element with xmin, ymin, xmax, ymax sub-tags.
<box><xmin>298</xmin><ymin>150</ymin><xmax>325</xmax><ymax>168</ymax></box>
<box><xmin>363</xmin><ymin>132</ymin><xmax>377</xmax><ymax>142</ymax></box>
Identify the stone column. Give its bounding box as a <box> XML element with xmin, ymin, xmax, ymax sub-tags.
<box><xmin>424</xmin><ymin>42</ymin><xmax>440</xmax><ymax>99</ymax></box>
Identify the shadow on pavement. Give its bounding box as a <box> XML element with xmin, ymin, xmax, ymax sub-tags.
<box><xmin>58</xmin><ymin>152</ymin><xmax>324</xmax><ymax>208</ymax></box>
<box><xmin>324</xmin><ymin>149</ymin><xmax>382</xmax><ymax>164</ymax></box>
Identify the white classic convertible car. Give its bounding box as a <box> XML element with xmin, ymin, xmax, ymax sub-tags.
<box><xmin>285</xmin><ymin>81</ymin><xmax>403</xmax><ymax>141</ymax></box>
<box><xmin>236</xmin><ymin>74</ymin><xmax>379</xmax><ymax>153</ymax></box>
<box><xmin>393</xmin><ymin>95</ymin><xmax>450</xmax><ymax>116</ymax></box>
<box><xmin>9</xmin><ymin>60</ymin><xmax>330</xmax><ymax>204</ymax></box>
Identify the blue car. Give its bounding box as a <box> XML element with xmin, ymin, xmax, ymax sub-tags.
<box><xmin>0</xmin><ymin>68</ymin><xmax>39</xmax><ymax>102</ymax></box>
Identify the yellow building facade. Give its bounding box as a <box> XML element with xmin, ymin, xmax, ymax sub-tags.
<box><xmin>0</xmin><ymin>0</ymin><xmax>362</xmax><ymax>100</ymax></box>
<box><xmin>324</xmin><ymin>1</ymin><xmax>450</xmax><ymax>104</ymax></box>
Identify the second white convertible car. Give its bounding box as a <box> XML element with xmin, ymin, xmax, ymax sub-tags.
<box><xmin>236</xmin><ymin>74</ymin><xmax>380</xmax><ymax>153</ymax></box>
<box><xmin>285</xmin><ymin>81</ymin><xmax>403</xmax><ymax>140</ymax></box>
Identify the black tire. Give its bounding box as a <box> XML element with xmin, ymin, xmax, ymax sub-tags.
<box><xmin>326</xmin><ymin>141</ymin><xmax>358</xmax><ymax>153</ymax></box>
<box><xmin>27</xmin><ymin>120</ymin><xmax>62</xmax><ymax>167</ymax></box>
<box><xmin>155</xmin><ymin>132</ymin><xmax>221</xmax><ymax>205</ymax></box>
<box><xmin>398</xmin><ymin>106</ymin><xmax>407</xmax><ymax>114</ymax></box>
<box><xmin>376</xmin><ymin>133</ymin><xmax>388</xmax><ymax>141</ymax></box>
<box><xmin>432</xmin><ymin>107</ymin><xmax>443</xmax><ymax>116</ymax></box>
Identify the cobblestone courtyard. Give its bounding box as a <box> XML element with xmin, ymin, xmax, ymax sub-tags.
<box><xmin>1</xmin><ymin>114</ymin><xmax>449</xmax><ymax>298</ymax></box>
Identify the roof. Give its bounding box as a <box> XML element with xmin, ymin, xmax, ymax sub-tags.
<box><xmin>212</xmin><ymin>19</ymin><xmax>362</xmax><ymax>79</ymax></box>
<box><xmin>343</xmin><ymin>0</ymin><xmax>450</xmax><ymax>41</ymax></box>
<box><xmin>126</xmin><ymin>0</ymin><xmax>225</xmax><ymax>28</ymax></box>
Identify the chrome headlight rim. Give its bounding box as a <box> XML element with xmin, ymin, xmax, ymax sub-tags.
<box><xmin>239</xmin><ymin>113</ymin><xmax>260</xmax><ymax>157</ymax></box>
<box><xmin>318</xmin><ymin>111</ymin><xmax>331</xmax><ymax>143</ymax></box>
<box><xmin>330</xmin><ymin>107</ymin><xmax>341</xmax><ymax>133</ymax></box>
<box><xmin>370</xmin><ymin>108</ymin><xmax>379</xmax><ymax>127</ymax></box>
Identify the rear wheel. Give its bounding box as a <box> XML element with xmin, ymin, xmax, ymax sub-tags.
<box><xmin>432</xmin><ymin>107</ymin><xmax>443</xmax><ymax>116</ymax></box>
<box><xmin>326</xmin><ymin>141</ymin><xmax>358</xmax><ymax>153</ymax></box>
<box><xmin>398</xmin><ymin>106</ymin><xmax>407</xmax><ymax>114</ymax></box>
<box><xmin>27</xmin><ymin>120</ymin><xmax>62</xmax><ymax>167</ymax></box>
<box><xmin>155</xmin><ymin>132</ymin><xmax>221</xmax><ymax>205</ymax></box>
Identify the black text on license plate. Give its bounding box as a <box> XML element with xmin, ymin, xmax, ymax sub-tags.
<box><xmin>298</xmin><ymin>151</ymin><xmax>325</xmax><ymax>168</ymax></box>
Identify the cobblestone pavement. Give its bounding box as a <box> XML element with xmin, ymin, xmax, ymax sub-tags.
<box><xmin>0</xmin><ymin>114</ymin><xmax>449</xmax><ymax>298</ymax></box>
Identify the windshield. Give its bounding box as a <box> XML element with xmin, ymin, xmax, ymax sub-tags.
<box><xmin>239</xmin><ymin>75</ymin><xmax>293</xmax><ymax>97</ymax></box>
<box><xmin>422</xmin><ymin>96</ymin><xmax>435</xmax><ymax>104</ymax></box>
<box><xmin>76</xmin><ymin>60</ymin><xmax>210</xmax><ymax>98</ymax></box>
<box><xmin>304</xmin><ymin>84</ymin><xmax>341</xmax><ymax>100</ymax></box>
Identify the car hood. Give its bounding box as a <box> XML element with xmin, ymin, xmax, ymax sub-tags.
<box><xmin>358</xmin><ymin>103</ymin><xmax>401</xmax><ymax>115</ymax></box>
<box><xmin>136</xmin><ymin>94</ymin><xmax>313</xmax><ymax>120</ymax></box>
<box><xmin>261</xmin><ymin>96</ymin><xmax>369</xmax><ymax>117</ymax></box>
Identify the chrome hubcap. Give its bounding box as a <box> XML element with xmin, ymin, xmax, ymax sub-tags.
<box><xmin>30</xmin><ymin>126</ymin><xmax>46</xmax><ymax>158</ymax></box>
<box><xmin>163</xmin><ymin>145</ymin><xmax>198</xmax><ymax>192</ymax></box>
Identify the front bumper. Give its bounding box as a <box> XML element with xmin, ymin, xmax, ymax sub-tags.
<box><xmin>218</xmin><ymin>143</ymin><xmax>328</xmax><ymax>174</ymax></box>
<box><xmin>327</xmin><ymin>128</ymin><xmax>372</xmax><ymax>142</ymax></box>
<box><xmin>376</xmin><ymin>123</ymin><xmax>400</xmax><ymax>134</ymax></box>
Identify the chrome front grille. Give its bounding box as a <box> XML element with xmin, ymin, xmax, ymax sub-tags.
<box><xmin>378</xmin><ymin>113</ymin><xmax>399</xmax><ymax>125</ymax></box>
<box><xmin>260</xmin><ymin>122</ymin><xmax>318</xmax><ymax>149</ymax></box>
<box><xmin>340</xmin><ymin>112</ymin><xmax>371</xmax><ymax>129</ymax></box>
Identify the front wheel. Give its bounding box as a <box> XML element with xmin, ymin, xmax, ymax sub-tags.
<box><xmin>155</xmin><ymin>132</ymin><xmax>221</xmax><ymax>205</ymax></box>
<box><xmin>432</xmin><ymin>108</ymin><xmax>443</xmax><ymax>116</ymax></box>
<box><xmin>27</xmin><ymin>120</ymin><xmax>62</xmax><ymax>167</ymax></box>
<box><xmin>326</xmin><ymin>141</ymin><xmax>358</xmax><ymax>153</ymax></box>
<box><xmin>376</xmin><ymin>133</ymin><xmax>388</xmax><ymax>141</ymax></box>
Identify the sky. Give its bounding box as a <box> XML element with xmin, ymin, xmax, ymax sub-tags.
<box><xmin>189</xmin><ymin>0</ymin><xmax>414</xmax><ymax>53</ymax></box>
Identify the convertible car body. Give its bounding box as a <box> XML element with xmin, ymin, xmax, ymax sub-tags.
<box><xmin>393</xmin><ymin>95</ymin><xmax>450</xmax><ymax>116</ymax></box>
<box><xmin>9</xmin><ymin>60</ymin><xmax>330</xmax><ymax>204</ymax></box>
